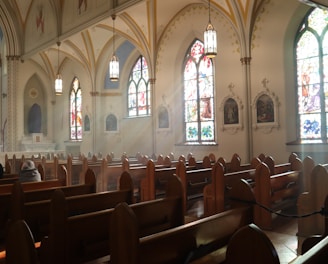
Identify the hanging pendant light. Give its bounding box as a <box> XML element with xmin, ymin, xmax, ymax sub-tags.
<box><xmin>109</xmin><ymin>14</ymin><xmax>119</xmax><ymax>82</ymax></box>
<box><xmin>204</xmin><ymin>0</ymin><xmax>217</xmax><ymax>58</ymax></box>
<box><xmin>55</xmin><ymin>41</ymin><xmax>63</xmax><ymax>95</ymax></box>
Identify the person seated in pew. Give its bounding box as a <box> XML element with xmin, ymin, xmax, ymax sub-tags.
<box><xmin>19</xmin><ymin>160</ymin><xmax>41</xmax><ymax>183</ymax></box>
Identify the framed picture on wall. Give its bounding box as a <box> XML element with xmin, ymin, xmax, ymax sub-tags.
<box><xmin>252</xmin><ymin>78</ymin><xmax>280</xmax><ymax>132</ymax></box>
<box><xmin>105</xmin><ymin>113</ymin><xmax>119</xmax><ymax>133</ymax></box>
<box><xmin>256</xmin><ymin>94</ymin><xmax>274</xmax><ymax>123</ymax></box>
<box><xmin>224</xmin><ymin>98</ymin><xmax>239</xmax><ymax>125</ymax></box>
<box><xmin>220</xmin><ymin>92</ymin><xmax>244</xmax><ymax>134</ymax></box>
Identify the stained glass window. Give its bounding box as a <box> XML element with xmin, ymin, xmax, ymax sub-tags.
<box><xmin>128</xmin><ymin>56</ymin><xmax>151</xmax><ymax>117</ymax></box>
<box><xmin>70</xmin><ymin>77</ymin><xmax>82</xmax><ymax>140</ymax></box>
<box><xmin>296</xmin><ymin>8</ymin><xmax>328</xmax><ymax>140</ymax></box>
<box><xmin>184</xmin><ymin>39</ymin><xmax>215</xmax><ymax>143</ymax></box>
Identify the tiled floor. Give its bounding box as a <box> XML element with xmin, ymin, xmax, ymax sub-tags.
<box><xmin>264</xmin><ymin>214</ymin><xmax>298</xmax><ymax>264</ymax></box>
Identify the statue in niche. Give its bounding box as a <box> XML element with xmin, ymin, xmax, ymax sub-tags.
<box><xmin>28</xmin><ymin>103</ymin><xmax>42</xmax><ymax>133</ymax></box>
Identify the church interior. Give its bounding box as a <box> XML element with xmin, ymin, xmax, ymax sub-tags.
<box><xmin>0</xmin><ymin>0</ymin><xmax>328</xmax><ymax>263</ymax></box>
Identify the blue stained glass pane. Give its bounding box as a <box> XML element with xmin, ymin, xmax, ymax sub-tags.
<box><xmin>201</xmin><ymin>121</ymin><xmax>214</xmax><ymax>141</ymax></box>
<box><xmin>186</xmin><ymin>123</ymin><xmax>198</xmax><ymax>141</ymax></box>
<box><xmin>300</xmin><ymin>114</ymin><xmax>321</xmax><ymax>139</ymax></box>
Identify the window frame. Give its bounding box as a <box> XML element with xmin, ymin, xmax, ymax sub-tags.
<box><xmin>295</xmin><ymin>7</ymin><xmax>328</xmax><ymax>143</ymax></box>
<box><xmin>182</xmin><ymin>39</ymin><xmax>216</xmax><ymax>144</ymax></box>
<box><xmin>127</xmin><ymin>56</ymin><xmax>151</xmax><ymax>117</ymax></box>
<box><xmin>69</xmin><ymin>77</ymin><xmax>82</xmax><ymax>141</ymax></box>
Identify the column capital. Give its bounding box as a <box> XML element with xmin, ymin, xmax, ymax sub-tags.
<box><xmin>240</xmin><ymin>57</ymin><xmax>252</xmax><ymax>65</ymax></box>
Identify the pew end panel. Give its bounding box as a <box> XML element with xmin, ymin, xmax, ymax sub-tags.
<box><xmin>225</xmin><ymin>223</ymin><xmax>280</xmax><ymax>264</ymax></box>
<box><xmin>254</xmin><ymin>162</ymin><xmax>301</xmax><ymax>230</ymax></box>
<box><xmin>5</xmin><ymin>220</ymin><xmax>39</xmax><ymax>264</ymax></box>
<box><xmin>297</xmin><ymin>164</ymin><xmax>328</xmax><ymax>253</ymax></box>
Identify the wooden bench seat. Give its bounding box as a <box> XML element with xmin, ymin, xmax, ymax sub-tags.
<box><xmin>110</xmin><ymin>188</ymin><xmax>253</xmax><ymax>264</ymax></box>
<box><xmin>39</xmin><ymin>174</ymin><xmax>184</xmax><ymax>264</ymax></box>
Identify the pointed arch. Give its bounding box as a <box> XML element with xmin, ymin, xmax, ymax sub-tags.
<box><xmin>127</xmin><ymin>56</ymin><xmax>151</xmax><ymax>117</ymax></box>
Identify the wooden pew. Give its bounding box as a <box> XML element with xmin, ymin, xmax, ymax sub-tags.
<box><xmin>176</xmin><ymin>160</ymin><xmax>218</xmax><ymax>213</ymax></box>
<box><xmin>0</xmin><ymin>169</ymin><xmax>67</xmax><ymax>195</ymax></box>
<box><xmin>139</xmin><ymin>156</ymin><xmax>215</xmax><ymax>204</ymax></box>
<box><xmin>110</xmin><ymin>180</ymin><xmax>253</xmax><ymax>264</ymax></box>
<box><xmin>254</xmin><ymin>161</ymin><xmax>302</xmax><ymax>230</ymax></box>
<box><xmin>0</xmin><ymin>168</ymin><xmax>94</xmax><ymax>242</ymax></box>
<box><xmin>263</xmin><ymin>154</ymin><xmax>301</xmax><ymax>175</ymax></box>
<box><xmin>218</xmin><ymin>153</ymin><xmax>252</xmax><ymax>173</ymax></box>
<box><xmin>297</xmin><ymin>164</ymin><xmax>328</xmax><ymax>253</ymax></box>
<box><xmin>203</xmin><ymin>158</ymin><xmax>258</xmax><ymax>217</ymax></box>
<box><xmin>39</xmin><ymin>174</ymin><xmax>184</xmax><ymax>264</ymax></box>
<box><xmin>10</xmin><ymin>171</ymin><xmax>134</xmax><ymax>242</ymax></box>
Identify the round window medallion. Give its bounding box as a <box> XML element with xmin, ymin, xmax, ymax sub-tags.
<box><xmin>29</xmin><ymin>88</ymin><xmax>38</xmax><ymax>98</ymax></box>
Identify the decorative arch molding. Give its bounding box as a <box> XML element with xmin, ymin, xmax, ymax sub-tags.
<box><xmin>252</xmin><ymin>78</ymin><xmax>280</xmax><ymax>133</ymax></box>
<box><xmin>0</xmin><ymin>3</ymin><xmax>22</xmax><ymax>56</ymax></box>
<box><xmin>157</xmin><ymin>4</ymin><xmax>236</xmax><ymax>73</ymax></box>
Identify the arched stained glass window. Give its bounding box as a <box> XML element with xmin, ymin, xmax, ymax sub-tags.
<box><xmin>70</xmin><ymin>77</ymin><xmax>82</xmax><ymax>140</ymax></box>
<box><xmin>296</xmin><ymin>8</ymin><xmax>328</xmax><ymax>141</ymax></box>
<box><xmin>184</xmin><ymin>39</ymin><xmax>215</xmax><ymax>143</ymax></box>
<box><xmin>128</xmin><ymin>56</ymin><xmax>151</xmax><ymax>117</ymax></box>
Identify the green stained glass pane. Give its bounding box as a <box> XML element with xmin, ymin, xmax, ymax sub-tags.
<box><xmin>201</xmin><ymin>121</ymin><xmax>214</xmax><ymax>141</ymax></box>
<box><xmin>186</xmin><ymin>122</ymin><xmax>198</xmax><ymax>141</ymax></box>
<box><xmin>300</xmin><ymin>113</ymin><xmax>321</xmax><ymax>139</ymax></box>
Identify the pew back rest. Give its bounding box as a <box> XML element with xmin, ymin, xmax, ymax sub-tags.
<box><xmin>110</xmin><ymin>204</ymin><xmax>253</xmax><ymax>264</ymax></box>
<box><xmin>225</xmin><ymin>223</ymin><xmax>280</xmax><ymax>264</ymax></box>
